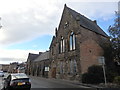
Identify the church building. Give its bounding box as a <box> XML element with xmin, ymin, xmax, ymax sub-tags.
<box><xmin>49</xmin><ymin>4</ymin><xmax>109</xmax><ymax>81</ymax></box>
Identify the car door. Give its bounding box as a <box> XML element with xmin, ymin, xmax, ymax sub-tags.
<box><xmin>4</xmin><ymin>75</ymin><xmax>11</xmax><ymax>89</ymax></box>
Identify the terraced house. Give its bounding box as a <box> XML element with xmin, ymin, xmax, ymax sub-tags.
<box><xmin>33</xmin><ymin>51</ymin><xmax>50</xmax><ymax>78</ymax></box>
<box><xmin>26</xmin><ymin>53</ymin><xmax>40</xmax><ymax>75</ymax></box>
<box><xmin>49</xmin><ymin>4</ymin><xmax>109</xmax><ymax>81</ymax></box>
<box><xmin>27</xmin><ymin>51</ymin><xmax>50</xmax><ymax>78</ymax></box>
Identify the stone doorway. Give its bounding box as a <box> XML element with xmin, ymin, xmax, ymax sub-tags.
<box><xmin>51</xmin><ymin>67</ymin><xmax>56</xmax><ymax>78</ymax></box>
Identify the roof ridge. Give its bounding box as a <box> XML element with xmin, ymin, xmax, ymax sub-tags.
<box><xmin>65</xmin><ymin>5</ymin><xmax>108</xmax><ymax>37</ymax></box>
<box><xmin>34</xmin><ymin>51</ymin><xmax>49</xmax><ymax>62</ymax></box>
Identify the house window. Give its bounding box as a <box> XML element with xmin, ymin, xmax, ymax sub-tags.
<box><xmin>69</xmin><ymin>32</ymin><xmax>76</xmax><ymax>50</ymax></box>
<box><xmin>70</xmin><ymin>59</ymin><xmax>77</xmax><ymax>74</ymax></box>
<box><xmin>59</xmin><ymin>42</ymin><xmax>61</xmax><ymax>54</ymax></box>
<box><xmin>60</xmin><ymin>61</ymin><xmax>63</xmax><ymax>74</ymax></box>
<box><xmin>70</xmin><ymin>60</ymin><xmax>73</xmax><ymax>74</ymax></box>
<box><xmin>59</xmin><ymin>37</ymin><xmax>65</xmax><ymax>53</ymax></box>
<box><xmin>73</xmin><ymin>59</ymin><xmax>77</xmax><ymax>73</ymax></box>
<box><xmin>64</xmin><ymin>21</ymin><xmax>69</xmax><ymax>29</ymax></box>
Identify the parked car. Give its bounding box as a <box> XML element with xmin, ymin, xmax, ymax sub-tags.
<box><xmin>2</xmin><ymin>73</ymin><xmax>31</xmax><ymax>90</ymax></box>
<box><xmin>0</xmin><ymin>71</ymin><xmax>4</xmax><ymax>77</ymax></box>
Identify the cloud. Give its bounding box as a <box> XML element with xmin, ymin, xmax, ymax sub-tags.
<box><xmin>0</xmin><ymin>0</ymin><xmax>119</xmax><ymax>64</ymax></box>
<box><xmin>0</xmin><ymin>0</ymin><xmax>61</xmax><ymax>46</ymax></box>
<box><xmin>0</xmin><ymin>0</ymin><xmax>118</xmax><ymax>46</ymax></box>
<box><xmin>0</xmin><ymin>48</ymin><xmax>45</xmax><ymax>64</ymax></box>
<box><xmin>68</xmin><ymin>2</ymin><xmax>117</xmax><ymax>20</ymax></box>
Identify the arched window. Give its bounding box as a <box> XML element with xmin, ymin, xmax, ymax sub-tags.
<box><xmin>60</xmin><ymin>61</ymin><xmax>63</xmax><ymax>74</ymax></box>
<box><xmin>70</xmin><ymin>60</ymin><xmax>73</xmax><ymax>74</ymax></box>
<box><xmin>70</xmin><ymin>32</ymin><xmax>76</xmax><ymax>50</ymax></box>
<box><xmin>70</xmin><ymin>59</ymin><xmax>77</xmax><ymax>74</ymax></box>
<box><xmin>59</xmin><ymin>37</ymin><xmax>65</xmax><ymax>53</ymax></box>
<box><xmin>73</xmin><ymin>59</ymin><xmax>77</xmax><ymax>73</ymax></box>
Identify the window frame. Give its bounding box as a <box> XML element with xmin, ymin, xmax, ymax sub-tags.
<box><xmin>70</xmin><ymin>59</ymin><xmax>77</xmax><ymax>75</ymax></box>
<box><xmin>69</xmin><ymin>32</ymin><xmax>76</xmax><ymax>51</ymax></box>
<box><xmin>59</xmin><ymin>36</ymin><xmax>65</xmax><ymax>53</ymax></box>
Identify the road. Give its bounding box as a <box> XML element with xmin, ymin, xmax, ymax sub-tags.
<box><xmin>0</xmin><ymin>75</ymin><xmax>92</xmax><ymax>89</ymax></box>
<box><xmin>29</xmin><ymin>76</ymin><xmax>90</xmax><ymax>88</ymax></box>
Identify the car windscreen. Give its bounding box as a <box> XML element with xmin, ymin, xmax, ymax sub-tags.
<box><xmin>11</xmin><ymin>74</ymin><xmax>28</xmax><ymax>80</ymax></box>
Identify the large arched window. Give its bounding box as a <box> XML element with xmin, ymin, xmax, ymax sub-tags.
<box><xmin>70</xmin><ymin>59</ymin><xmax>77</xmax><ymax>74</ymax></box>
<box><xmin>59</xmin><ymin>37</ymin><xmax>65</xmax><ymax>53</ymax></box>
<box><xmin>70</xmin><ymin>32</ymin><xmax>76</xmax><ymax>50</ymax></box>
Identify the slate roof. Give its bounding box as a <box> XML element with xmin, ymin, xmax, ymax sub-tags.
<box><xmin>27</xmin><ymin>53</ymin><xmax>40</xmax><ymax>61</ymax></box>
<box><xmin>66</xmin><ymin>5</ymin><xmax>108</xmax><ymax>37</ymax></box>
<box><xmin>34</xmin><ymin>51</ymin><xmax>49</xmax><ymax>62</ymax></box>
<box><xmin>49</xmin><ymin>36</ymin><xmax>55</xmax><ymax>48</ymax></box>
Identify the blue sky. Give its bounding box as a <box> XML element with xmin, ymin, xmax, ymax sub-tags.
<box><xmin>0</xmin><ymin>0</ymin><xmax>119</xmax><ymax>64</ymax></box>
<box><xmin>5</xmin><ymin>35</ymin><xmax>52</xmax><ymax>51</ymax></box>
<box><xmin>5</xmin><ymin>18</ymin><xmax>115</xmax><ymax>51</ymax></box>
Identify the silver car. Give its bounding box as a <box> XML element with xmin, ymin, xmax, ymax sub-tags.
<box><xmin>2</xmin><ymin>73</ymin><xmax>31</xmax><ymax>90</ymax></box>
<box><xmin>0</xmin><ymin>71</ymin><xmax>4</xmax><ymax>77</ymax></box>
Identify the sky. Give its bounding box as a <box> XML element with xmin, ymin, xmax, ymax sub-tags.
<box><xmin>0</xmin><ymin>0</ymin><xmax>119</xmax><ymax>64</ymax></box>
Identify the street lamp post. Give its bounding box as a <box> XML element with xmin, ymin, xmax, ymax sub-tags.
<box><xmin>98</xmin><ymin>56</ymin><xmax>107</xmax><ymax>86</ymax></box>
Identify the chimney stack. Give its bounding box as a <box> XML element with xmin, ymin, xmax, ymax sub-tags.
<box><xmin>55</xmin><ymin>27</ymin><xmax>58</xmax><ymax>37</ymax></box>
<box><xmin>93</xmin><ymin>20</ymin><xmax>97</xmax><ymax>24</ymax></box>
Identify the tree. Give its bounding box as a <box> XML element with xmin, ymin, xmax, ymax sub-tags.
<box><xmin>82</xmin><ymin>65</ymin><xmax>104</xmax><ymax>84</ymax></box>
<box><xmin>108</xmin><ymin>1</ymin><xmax>120</xmax><ymax>65</ymax></box>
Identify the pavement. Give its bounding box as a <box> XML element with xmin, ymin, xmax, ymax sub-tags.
<box><xmin>47</xmin><ymin>77</ymin><xmax>103</xmax><ymax>89</ymax></box>
<box><xmin>45</xmin><ymin>78</ymin><xmax>120</xmax><ymax>90</ymax></box>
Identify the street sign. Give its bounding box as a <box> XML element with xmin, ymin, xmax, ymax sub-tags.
<box><xmin>98</xmin><ymin>56</ymin><xmax>107</xmax><ymax>85</ymax></box>
<box><xmin>98</xmin><ymin>56</ymin><xmax>105</xmax><ymax>65</ymax></box>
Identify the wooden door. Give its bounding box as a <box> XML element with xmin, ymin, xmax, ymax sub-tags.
<box><xmin>51</xmin><ymin>67</ymin><xmax>56</xmax><ymax>78</ymax></box>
